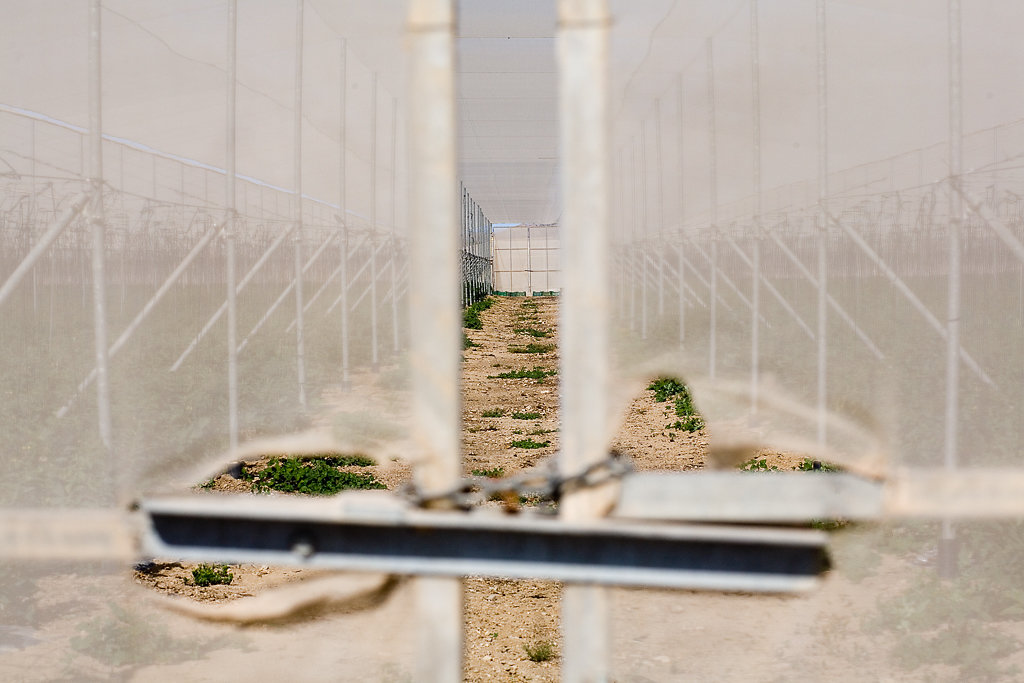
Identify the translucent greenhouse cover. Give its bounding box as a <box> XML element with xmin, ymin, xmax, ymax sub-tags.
<box><xmin>0</xmin><ymin>0</ymin><xmax>1022</xmax><ymax>680</ymax></box>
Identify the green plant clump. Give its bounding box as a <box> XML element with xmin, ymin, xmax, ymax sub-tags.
<box><xmin>510</xmin><ymin>438</ymin><xmax>550</xmax><ymax>449</ymax></box>
<box><xmin>481</xmin><ymin>408</ymin><xmax>506</xmax><ymax>418</ymax></box>
<box><xmin>508</xmin><ymin>343</ymin><xmax>555</xmax><ymax>354</ymax></box>
<box><xmin>665</xmin><ymin>416</ymin><xmax>704</xmax><ymax>433</ymax></box>
<box><xmin>489</xmin><ymin>367</ymin><xmax>557</xmax><ymax>380</ymax></box>
<box><xmin>472</xmin><ymin>466</ymin><xmax>506</xmax><ymax>478</ymax></box>
<box><xmin>524</xmin><ymin>640</ymin><xmax>556</xmax><ymax>662</ymax></box>
<box><xmin>514</xmin><ymin>327</ymin><xmax>551</xmax><ymax>338</ymax></box>
<box><xmin>463</xmin><ymin>333</ymin><xmax>478</xmax><ymax>349</ymax></box>
<box><xmin>512</xmin><ymin>411</ymin><xmax>541</xmax><ymax>420</ymax></box>
<box><xmin>739</xmin><ymin>457</ymin><xmax>781</xmax><ymax>472</ymax></box>
<box><xmin>244</xmin><ymin>457</ymin><xmax>385</xmax><ymax>495</ymax></box>
<box><xmin>463</xmin><ymin>297</ymin><xmax>495</xmax><ymax>330</ymax></box>
<box><xmin>796</xmin><ymin>457</ymin><xmax>838</xmax><ymax>472</ymax></box>
<box><xmin>647</xmin><ymin>376</ymin><xmax>703</xmax><ymax>426</ymax></box>
<box><xmin>191</xmin><ymin>563</ymin><xmax>233</xmax><ymax>587</ymax></box>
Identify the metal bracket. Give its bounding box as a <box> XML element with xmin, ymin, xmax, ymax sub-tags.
<box><xmin>140</xmin><ymin>492</ymin><xmax>828</xmax><ymax>593</ymax></box>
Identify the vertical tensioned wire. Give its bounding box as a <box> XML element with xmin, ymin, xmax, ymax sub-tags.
<box><xmin>407</xmin><ymin>0</ymin><xmax>462</xmax><ymax>679</ymax></box>
<box><xmin>292</xmin><ymin>0</ymin><xmax>308</xmax><ymax>407</ymax></box>
<box><xmin>678</xmin><ymin>74</ymin><xmax>686</xmax><ymax>344</ymax></box>
<box><xmin>655</xmin><ymin>98</ymin><xmax>665</xmax><ymax>319</ymax></box>
<box><xmin>640</xmin><ymin>120</ymin><xmax>648</xmax><ymax>339</ymax></box>
<box><xmin>707</xmin><ymin>37</ymin><xmax>718</xmax><ymax>381</ymax></box>
<box><xmin>370</xmin><ymin>72</ymin><xmax>380</xmax><ymax>372</ymax></box>
<box><xmin>339</xmin><ymin>38</ymin><xmax>351</xmax><ymax>390</ymax></box>
<box><xmin>88</xmin><ymin>0</ymin><xmax>113</xmax><ymax>461</ymax></box>
<box><xmin>557</xmin><ymin>0</ymin><xmax>612</xmax><ymax>679</ymax></box>
<box><xmin>225</xmin><ymin>0</ymin><xmax>239</xmax><ymax>452</ymax></box>
<box><xmin>629</xmin><ymin>141</ymin><xmax>638</xmax><ymax>331</ymax></box>
<box><xmin>391</xmin><ymin>96</ymin><xmax>401</xmax><ymax>354</ymax></box>
<box><xmin>815</xmin><ymin>0</ymin><xmax>828</xmax><ymax>445</ymax></box>
<box><xmin>750</xmin><ymin>0</ymin><xmax>761</xmax><ymax>420</ymax></box>
<box><xmin>941</xmin><ymin>0</ymin><xmax>963</xmax><ymax>578</ymax></box>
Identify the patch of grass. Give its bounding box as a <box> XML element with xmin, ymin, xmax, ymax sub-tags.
<box><xmin>530</xmin><ymin>428</ymin><xmax>556</xmax><ymax>435</ymax></box>
<box><xmin>191</xmin><ymin>563</ymin><xmax>233</xmax><ymax>587</ymax></box>
<box><xmin>481</xmin><ymin>408</ymin><xmax>505</xmax><ymax>418</ymax></box>
<box><xmin>508</xmin><ymin>343</ymin><xmax>555</xmax><ymax>354</ymax></box>
<box><xmin>665</xmin><ymin>416</ymin><xmax>704</xmax><ymax>433</ymax></box>
<box><xmin>243</xmin><ymin>457</ymin><xmax>385</xmax><ymax>495</ymax></box>
<box><xmin>514</xmin><ymin>327</ymin><xmax>551</xmax><ymax>338</ymax></box>
<box><xmin>512</xmin><ymin>411</ymin><xmax>541</xmax><ymax>420</ymax></box>
<box><xmin>510</xmin><ymin>438</ymin><xmax>550</xmax><ymax>449</ymax></box>
<box><xmin>472</xmin><ymin>466</ymin><xmax>505</xmax><ymax>478</ymax></box>
<box><xmin>467</xmin><ymin>425</ymin><xmax>498</xmax><ymax>433</ymax></box>
<box><xmin>463</xmin><ymin>297</ymin><xmax>495</xmax><ymax>330</ymax></box>
<box><xmin>489</xmin><ymin>367</ymin><xmax>557</xmax><ymax>380</ymax></box>
<box><xmin>524</xmin><ymin>640</ymin><xmax>556</xmax><ymax>662</ymax></box>
<box><xmin>463</xmin><ymin>333</ymin><xmax>478</xmax><ymax>349</ymax></box>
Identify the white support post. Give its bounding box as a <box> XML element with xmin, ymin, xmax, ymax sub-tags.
<box><xmin>640</xmin><ymin>122</ymin><xmax>649</xmax><ymax>339</ymax></box>
<box><xmin>815</xmin><ymin>0</ymin><xmax>828</xmax><ymax>446</ymax></box>
<box><xmin>558</xmin><ymin>0</ymin><xmax>612</xmax><ymax>680</ymax></box>
<box><xmin>293</xmin><ymin>0</ymin><xmax>307</xmax><ymax>407</ymax></box>
<box><xmin>370</xmin><ymin>72</ymin><xmax>380</xmax><ymax>372</ymax></box>
<box><xmin>338</xmin><ymin>39</ymin><xmax>351</xmax><ymax>390</ymax></box>
<box><xmin>941</xmin><ymin>0</ymin><xmax>963</xmax><ymax>579</ymax></box>
<box><xmin>750</xmin><ymin>0</ymin><xmax>761</xmax><ymax>421</ymax></box>
<box><xmin>407</xmin><ymin>0</ymin><xmax>462</xmax><ymax>680</ymax></box>
<box><xmin>707</xmin><ymin>37</ymin><xmax>718</xmax><ymax>381</ymax></box>
<box><xmin>88</xmin><ymin>0</ymin><xmax>113</xmax><ymax>462</ymax></box>
<box><xmin>391</xmin><ymin>96</ymin><xmax>401</xmax><ymax>354</ymax></box>
<box><xmin>655</xmin><ymin>99</ymin><xmax>665</xmax><ymax>318</ymax></box>
<box><xmin>226</xmin><ymin>0</ymin><xmax>239</xmax><ymax>452</ymax></box>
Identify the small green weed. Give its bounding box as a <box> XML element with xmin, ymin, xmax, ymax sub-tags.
<box><xmin>244</xmin><ymin>457</ymin><xmax>385</xmax><ymax>495</ymax></box>
<box><xmin>647</xmin><ymin>377</ymin><xmax>702</xmax><ymax>423</ymax></box>
<box><xmin>510</xmin><ymin>438</ymin><xmax>550</xmax><ymax>449</ymax></box>
<box><xmin>648</xmin><ymin>377</ymin><xmax>688</xmax><ymax>402</ymax></box>
<box><xmin>468</xmin><ymin>425</ymin><xmax>498</xmax><ymax>433</ymax></box>
<box><xmin>524</xmin><ymin>640</ymin><xmax>556</xmax><ymax>662</ymax></box>
<box><xmin>489</xmin><ymin>367</ymin><xmax>557</xmax><ymax>380</ymax></box>
<box><xmin>796</xmin><ymin>457</ymin><xmax>839</xmax><ymax>472</ymax></box>
<box><xmin>665</xmin><ymin>416</ymin><xmax>704</xmax><ymax>432</ymax></box>
<box><xmin>530</xmin><ymin>429</ymin><xmax>555</xmax><ymax>435</ymax></box>
<box><xmin>514</xmin><ymin>327</ymin><xmax>551</xmax><ymax>338</ymax></box>
<box><xmin>463</xmin><ymin>333</ymin><xmax>478</xmax><ymax>349</ymax></box>
<box><xmin>481</xmin><ymin>408</ymin><xmax>505</xmax><ymax>418</ymax></box>
<box><xmin>191</xmin><ymin>564</ymin><xmax>233</xmax><ymax>587</ymax></box>
<box><xmin>508</xmin><ymin>343</ymin><xmax>555</xmax><ymax>354</ymax></box>
<box><xmin>472</xmin><ymin>467</ymin><xmax>505</xmax><ymax>478</ymax></box>
<box><xmin>512</xmin><ymin>411</ymin><xmax>541</xmax><ymax>420</ymax></box>
<box><xmin>739</xmin><ymin>457</ymin><xmax>780</xmax><ymax>472</ymax></box>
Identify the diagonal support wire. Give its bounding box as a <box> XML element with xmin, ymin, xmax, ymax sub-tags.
<box><xmin>237</xmin><ymin>231</ymin><xmax>337</xmax><ymax>354</ymax></box>
<box><xmin>57</xmin><ymin>218</ymin><xmax>225</xmax><ymax>417</ymax></box>
<box><xmin>951</xmin><ymin>178</ymin><xmax>1024</xmax><ymax>266</ymax></box>
<box><xmin>721</xmin><ymin>234</ymin><xmax>817</xmax><ymax>341</ymax></box>
<box><xmin>170</xmin><ymin>222</ymin><xmax>295</xmax><ymax>371</ymax></box>
<box><xmin>285</xmin><ymin>234</ymin><xmax>368</xmax><ymax>333</ymax></box>
<box><xmin>686</xmin><ymin>239</ymin><xmax>769</xmax><ymax>326</ymax></box>
<box><xmin>829</xmin><ymin>212</ymin><xmax>994</xmax><ymax>387</ymax></box>
<box><xmin>763</xmin><ymin>228</ymin><xmax>885</xmax><ymax>360</ymax></box>
<box><xmin>0</xmin><ymin>192</ymin><xmax>88</xmax><ymax>308</ymax></box>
